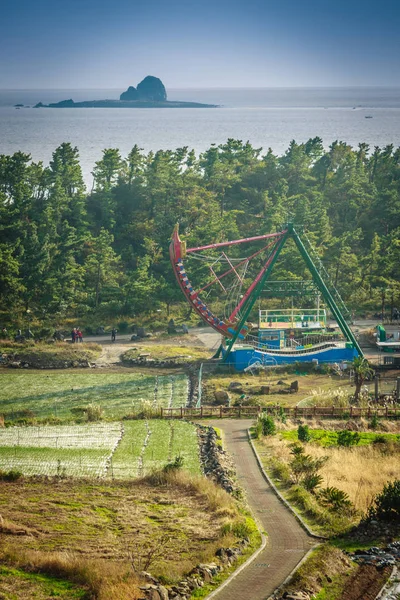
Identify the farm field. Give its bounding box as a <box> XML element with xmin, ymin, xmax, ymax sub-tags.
<box><xmin>0</xmin><ymin>371</ymin><xmax>189</xmax><ymax>421</ymax></box>
<box><xmin>111</xmin><ymin>420</ymin><xmax>201</xmax><ymax>479</ymax></box>
<box><xmin>0</xmin><ymin>420</ymin><xmax>200</xmax><ymax>478</ymax></box>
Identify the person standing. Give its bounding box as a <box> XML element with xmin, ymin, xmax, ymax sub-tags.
<box><xmin>71</xmin><ymin>328</ymin><xmax>76</xmax><ymax>343</ymax></box>
<box><xmin>111</xmin><ymin>328</ymin><xmax>117</xmax><ymax>342</ymax></box>
<box><xmin>77</xmin><ymin>328</ymin><xmax>83</xmax><ymax>343</ymax></box>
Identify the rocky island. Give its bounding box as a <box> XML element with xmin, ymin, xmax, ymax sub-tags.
<box><xmin>35</xmin><ymin>76</ymin><xmax>217</xmax><ymax>109</ymax></box>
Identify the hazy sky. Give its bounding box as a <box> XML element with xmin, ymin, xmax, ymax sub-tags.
<box><xmin>2</xmin><ymin>0</ymin><xmax>400</xmax><ymax>88</ymax></box>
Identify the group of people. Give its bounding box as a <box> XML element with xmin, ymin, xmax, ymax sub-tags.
<box><xmin>71</xmin><ymin>328</ymin><xmax>83</xmax><ymax>343</ymax></box>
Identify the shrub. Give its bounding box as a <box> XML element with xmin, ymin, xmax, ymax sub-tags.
<box><xmin>117</xmin><ymin>321</ymin><xmax>129</xmax><ymax>333</ymax></box>
<box><xmin>259</xmin><ymin>415</ymin><xmax>276</xmax><ymax>436</ymax></box>
<box><xmin>298</xmin><ymin>424</ymin><xmax>311</xmax><ymax>443</ymax></box>
<box><xmin>163</xmin><ymin>455</ymin><xmax>184</xmax><ymax>472</ymax></box>
<box><xmin>0</xmin><ymin>469</ymin><xmax>22</xmax><ymax>482</ymax></box>
<box><xmin>303</xmin><ymin>473</ymin><xmax>323</xmax><ymax>493</ymax></box>
<box><xmin>373</xmin><ymin>434</ymin><xmax>388</xmax><ymax>445</ymax></box>
<box><xmin>254</xmin><ymin>420</ymin><xmax>263</xmax><ymax>439</ymax></box>
<box><xmin>85</xmin><ymin>404</ymin><xmax>103</xmax><ymax>422</ymax></box>
<box><xmin>337</xmin><ymin>430</ymin><xmax>360</xmax><ymax>447</ymax></box>
<box><xmin>366</xmin><ymin>479</ymin><xmax>400</xmax><ymax>522</ymax></box>
<box><xmin>278</xmin><ymin>405</ymin><xmax>287</xmax><ymax>424</ymax></box>
<box><xmin>369</xmin><ymin>413</ymin><xmax>379</xmax><ymax>430</ymax></box>
<box><xmin>318</xmin><ymin>486</ymin><xmax>353</xmax><ymax>512</ymax></box>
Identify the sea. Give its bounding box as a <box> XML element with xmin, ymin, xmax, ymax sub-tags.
<box><xmin>1</xmin><ymin>87</ymin><xmax>400</xmax><ymax>186</ymax></box>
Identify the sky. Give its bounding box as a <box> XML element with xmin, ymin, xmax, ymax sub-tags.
<box><xmin>1</xmin><ymin>0</ymin><xmax>400</xmax><ymax>88</ymax></box>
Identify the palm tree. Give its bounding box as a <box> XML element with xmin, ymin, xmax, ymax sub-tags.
<box><xmin>352</xmin><ymin>357</ymin><xmax>374</xmax><ymax>403</ymax></box>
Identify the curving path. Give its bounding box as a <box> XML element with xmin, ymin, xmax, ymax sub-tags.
<box><xmin>207</xmin><ymin>419</ymin><xmax>316</xmax><ymax>600</ymax></box>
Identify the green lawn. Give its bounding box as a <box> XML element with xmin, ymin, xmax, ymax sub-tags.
<box><xmin>0</xmin><ymin>371</ymin><xmax>189</xmax><ymax>421</ymax></box>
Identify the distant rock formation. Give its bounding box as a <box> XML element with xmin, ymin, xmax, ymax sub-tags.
<box><xmin>119</xmin><ymin>86</ymin><xmax>138</xmax><ymax>101</ymax></box>
<box><xmin>120</xmin><ymin>76</ymin><xmax>167</xmax><ymax>102</ymax></box>
<box><xmin>34</xmin><ymin>76</ymin><xmax>217</xmax><ymax>109</ymax></box>
<box><xmin>137</xmin><ymin>76</ymin><xmax>167</xmax><ymax>101</ymax></box>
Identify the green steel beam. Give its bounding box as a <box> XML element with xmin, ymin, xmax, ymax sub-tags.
<box><xmin>290</xmin><ymin>225</ymin><xmax>363</xmax><ymax>357</ymax></box>
<box><xmin>222</xmin><ymin>232</ymin><xmax>289</xmax><ymax>363</ymax></box>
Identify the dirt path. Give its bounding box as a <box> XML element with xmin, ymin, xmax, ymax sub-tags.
<box><xmin>207</xmin><ymin>419</ymin><xmax>316</xmax><ymax>600</ymax></box>
<box><xmin>95</xmin><ymin>343</ymin><xmax>128</xmax><ymax>367</ymax></box>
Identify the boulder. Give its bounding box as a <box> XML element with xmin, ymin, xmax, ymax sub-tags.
<box><xmin>228</xmin><ymin>381</ymin><xmax>243</xmax><ymax>392</ymax></box>
<box><xmin>214</xmin><ymin>390</ymin><xmax>230</xmax><ymax>404</ymax></box>
<box><xmin>261</xmin><ymin>385</ymin><xmax>270</xmax><ymax>394</ymax></box>
<box><xmin>157</xmin><ymin>585</ymin><xmax>169</xmax><ymax>600</ymax></box>
<box><xmin>290</xmin><ymin>380</ymin><xmax>299</xmax><ymax>392</ymax></box>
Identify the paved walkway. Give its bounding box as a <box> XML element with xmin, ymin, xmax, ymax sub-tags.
<box><xmin>207</xmin><ymin>420</ymin><xmax>316</xmax><ymax>600</ymax></box>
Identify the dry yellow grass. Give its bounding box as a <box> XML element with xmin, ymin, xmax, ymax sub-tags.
<box><xmin>260</xmin><ymin>435</ymin><xmax>400</xmax><ymax>512</ymax></box>
<box><xmin>308</xmin><ymin>443</ymin><xmax>400</xmax><ymax>512</ymax></box>
<box><xmin>0</xmin><ymin>545</ymin><xmax>141</xmax><ymax>599</ymax></box>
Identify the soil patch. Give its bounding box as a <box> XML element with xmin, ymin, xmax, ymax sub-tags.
<box><xmin>340</xmin><ymin>564</ymin><xmax>392</xmax><ymax>600</ymax></box>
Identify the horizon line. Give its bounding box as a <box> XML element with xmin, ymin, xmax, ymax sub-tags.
<box><xmin>2</xmin><ymin>85</ymin><xmax>400</xmax><ymax>91</ymax></box>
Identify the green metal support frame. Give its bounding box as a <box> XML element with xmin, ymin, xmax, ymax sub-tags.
<box><xmin>290</xmin><ymin>225</ymin><xmax>363</xmax><ymax>357</ymax></box>
<box><xmin>222</xmin><ymin>223</ymin><xmax>363</xmax><ymax>363</ymax></box>
<box><xmin>222</xmin><ymin>232</ymin><xmax>289</xmax><ymax>362</ymax></box>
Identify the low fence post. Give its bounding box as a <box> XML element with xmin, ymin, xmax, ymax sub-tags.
<box><xmin>180</xmin><ymin>406</ymin><xmax>183</xmax><ymax>419</ymax></box>
<box><xmin>200</xmin><ymin>406</ymin><xmax>203</xmax><ymax>418</ymax></box>
<box><xmin>161</xmin><ymin>407</ymin><xmax>163</xmax><ymax>418</ymax></box>
<box><xmin>375</xmin><ymin>374</ymin><xmax>380</xmax><ymax>401</ymax></box>
<box><xmin>220</xmin><ymin>406</ymin><xmax>223</xmax><ymax>418</ymax></box>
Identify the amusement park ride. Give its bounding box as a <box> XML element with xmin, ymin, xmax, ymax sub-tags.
<box><xmin>170</xmin><ymin>223</ymin><xmax>362</xmax><ymax>371</ymax></box>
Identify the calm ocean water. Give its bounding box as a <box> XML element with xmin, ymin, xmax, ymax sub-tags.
<box><xmin>1</xmin><ymin>87</ymin><xmax>399</xmax><ymax>186</ymax></box>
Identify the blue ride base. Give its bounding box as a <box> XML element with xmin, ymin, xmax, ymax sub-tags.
<box><xmin>222</xmin><ymin>344</ymin><xmax>358</xmax><ymax>371</ymax></box>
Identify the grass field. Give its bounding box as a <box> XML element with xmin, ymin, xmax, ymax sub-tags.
<box><xmin>0</xmin><ymin>420</ymin><xmax>200</xmax><ymax>478</ymax></box>
<box><xmin>123</xmin><ymin>344</ymin><xmax>210</xmax><ymax>364</ymax></box>
<box><xmin>0</xmin><ymin>474</ymin><xmax>253</xmax><ymax>596</ymax></box>
<box><xmin>255</xmin><ymin>428</ymin><xmax>400</xmax><ymax>534</ymax></box>
<box><xmin>0</xmin><ymin>565</ymin><xmax>87</xmax><ymax>600</ymax></box>
<box><xmin>203</xmin><ymin>371</ymin><xmax>353</xmax><ymax>407</ymax></box>
<box><xmin>0</xmin><ymin>371</ymin><xmax>189</xmax><ymax>421</ymax></box>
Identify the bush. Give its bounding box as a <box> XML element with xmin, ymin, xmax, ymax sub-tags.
<box><xmin>318</xmin><ymin>486</ymin><xmax>353</xmax><ymax>512</ymax></box>
<box><xmin>369</xmin><ymin>413</ymin><xmax>380</xmax><ymax>430</ymax></box>
<box><xmin>259</xmin><ymin>414</ymin><xmax>276</xmax><ymax>436</ymax></box>
<box><xmin>303</xmin><ymin>473</ymin><xmax>323</xmax><ymax>493</ymax></box>
<box><xmin>0</xmin><ymin>469</ymin><xmax>22</xmax><ymax>481</ymax></box>
<box><xmin>373</xmin><ymin>434</ymin><xmax>388</xmax><ymax>445</ymax></box>
<box><xmin>117</xmin><ymin>321</ymin><xmax>129</xmax><ymax>333</ymax></box>
<box><xmin>85</xmin><ymin>404</ymin><xmax>103</xmax><ymax>422</ymax></box>
<box><xmin>163</xmin><ymin>455</ymin><xmax>184</xmax><ymax>472</ymax></box>
<box><xmin>337</xmin><ymin>430</ymin><xmax>360</xmax><ymax>447</ymax></box>
<box><xmin>298</xmin><ymin>424</ymin><xmax>311</xmax><ymax>443</ymax></box>
<box><xmin>367</xmin><ymin>479</ymin><xmax>400</xmax><ymax>522</ymax></box>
